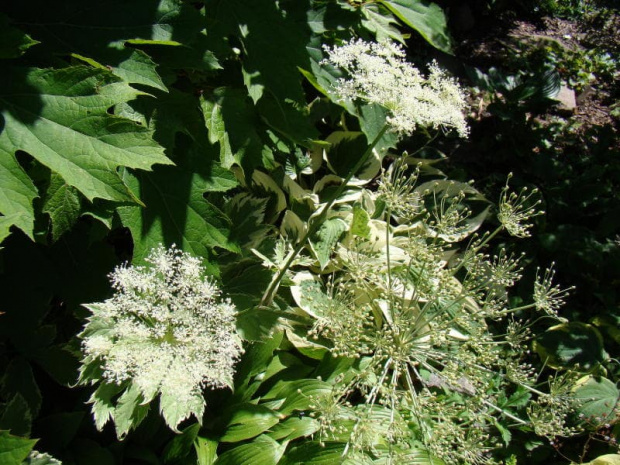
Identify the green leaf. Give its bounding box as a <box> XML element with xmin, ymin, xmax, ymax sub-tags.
<box><xmin>534</xmin><ymin>322</ymin><xmax>607</xmax><ymax>370</ymax></box>
<box><xmin>267</xmin><ymin>416</ymin><xmax>319</xmax><ymax>441</ymax></box>
<box><xmin>324</xmin><ymin>131</ymin><xmax>381</xmax><ymax>179</ymax></box>
<box><xmin>573</xmin><ymin>376</ymin><xmax>620</xmax><ymax>427</ymax></box>
<box><xmin>195</xmin><ymin>437</ymin><xmax>218</xmax><ymax>465</ymax></box>
<box><xmin>118</xmin><ymin>165</ymin><xmax>239</xmax><ymax>267</ymax></box>
<box><xmin>582</xmin><ymin>455</ymin><xmax>620</xmax><ymax>465</ymax></box>
<box><xmin>351</xmin><ymin>205</ymin><xmax>371</xmax><ymax>238</ymax></box>
<box><xmin>358</xmin><ymin>104</ymin><xmax>399</xmax><ymax>156</ymax></box>
<box><xmin>89</xmin><ymin>383</ymin><xmax>124</xmax><ymax>432</ymax></box>
<box><xmin>379</xmin><ymin>0</ymin><xmax>452</xmax><ymax>53</ymax></box>
<box><xmin>160</xmin><ymin>388</ymin><xmax>205</xmax><ymax>433</ymax></box>
<box><xmin>42</xmin><ymin>173</ymin><xmax>81</xmax><ymax>241</ymax></box>
<box><xmin>214</xmin><ymin>435</ymin><xmax>284</xmax><ymax>465</ymax></box>
<box><xmin>0</xmin><ymin>431</ymin><xmax>37</xmax><ymax>465</ymax></box>
<box><xmin>272</xmin><ymin>379</ymin><xmax>332</xmax><ymax>415</ymax></box>
<box><xmin>5</xmin><ymin>0</ymin><xmax>205</xmax><ymax>88</ymax></box>
<box><xmin>200</xmin><ymin>89</ymin><xmax>268</xmax><ymax>173</ymax></box>
<box><xmin>279</xmin><ymin>442</ymin><xmax>347</xmax><ymax>465</ymax></box>
<box><xmin>0</xmin><ymin>358</ymin><xmax>41</xmax><ymax>419</ymax></box>
<box><xmin>0</xmin><ymin>14</ymin><xmax>39</xmax><ymax>59</ymax></box>
<box><xmin>0</xmin><ymin>147</ymin><xmax>38</xmax><ymax>240</ymax></box>
<box><xmin>360</xmin><ymin>3</ymin><xmax>405</xmax><ymax>44</ymax></box>
<box><xmin>0</xmin><ymin>394</ymin><xmax>31</xmax><ymax>437</ymax></box>
<box><xmin>163</xmin><ymin>423</ymin><xmax>200</xmax><ymax>464</ymax></box>
<box><xmin>0</xmin><ymin>66</ymin><xmax>171</xmax><ymax>204</ymax></box>
<box><xmin>309</xmin><ymin>218</ymin><xmax>348</xmax><ymax>270</ymax></box>
<box><xmin>113</xmin><ymin>50</ymin><xmax>167</xmax><ymax>92</ymax></box>
<box><xmin>220</xmin><ymin>404</ymin><xmax>280</xmax><ymax>443</ymax></box>
<box><xmin>113</xmin><ymin>384</ymin><xmax>149</xmax><ymax>439</ymax></box>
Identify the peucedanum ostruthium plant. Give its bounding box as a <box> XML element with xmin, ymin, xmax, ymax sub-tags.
<box><xmin>276</xmin><ymin>157</ymin><xmax>579</xmax><ymax>464</ymax></box>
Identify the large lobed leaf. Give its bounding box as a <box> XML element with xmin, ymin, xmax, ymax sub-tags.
<box><xmin>0</xmin><ymin>66</ymin><xmax>171</xmax><ymax>239</ymax></box>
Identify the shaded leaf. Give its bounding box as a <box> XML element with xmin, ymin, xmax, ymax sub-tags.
<box><xmin>534</xmin><ymin>322</ymin><xmax>607</xmax><ymax>370</ymax></box>
<box><xmin>118</xmin><ymin>164</ymin><xmax>239</xmax><ymax>267</ymax></box>
<box><xmin>5</xmin><ymin>0</ymin><xmax>205</xmax><ymax>88</ymax></box>
<box><xmin>42</xmin><ymin>173</ymin><xmax>81</xmax><ymax>241</ymax></box>
<box><xmin>0</xmin><ymin>14</ymin><xmax>39</xmax><ymax>59</ymax></box>
<box><xmin>0</xmin><ymin>394</ymin><xmax>31</xmax><ymax>437</ymax></box>
<box><xmin>163</xmin><ymin>423</ymin><xmax>200</xmax><ymax>464</ymax></box>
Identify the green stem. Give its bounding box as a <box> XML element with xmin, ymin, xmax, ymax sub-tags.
<box><xmin>260</xmin><ymin>125</ymin><xmax>390</xmax><ymax>306</ymax></box>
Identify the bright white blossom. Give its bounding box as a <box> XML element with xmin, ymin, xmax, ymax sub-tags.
<box><xmin>79</xmin><ymin>245</ymin><xmax>242</xmax><ymax>435</ymax></box>
<box><xmin>323</xmin><ymin>39</ymin><xmax>469</xmax><ymax>137</ymax></box>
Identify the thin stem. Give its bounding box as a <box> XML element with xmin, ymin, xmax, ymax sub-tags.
<box><xmin>260</xmin><ymin>125</ymin><xmax>389</xmax><ymax>306</ymax></box>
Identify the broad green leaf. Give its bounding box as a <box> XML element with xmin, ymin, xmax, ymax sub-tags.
<box><xmin>0</xmin><ymin>66</ymin><xmax>171</xmax><ymax>204</ymax></box>
<box><xmin>272</xmin><ymin>379</ymin><xmax>332</xmax><ymax>415</ymax></box>
<box><xmin>279</xmin><ymin>442</ymin><xmax>348</xmax><ymax>465</ymax></box>
<box><xmin>214</xmin><ymin>435</ymin><xmax>284</xmax><ymax>465</ymax></box>
<box><xmin>358</xmin><ymin>104</ymin><xmax>399</xmax><ymax>157</ymax></box>
<box><xmin>379</xmin><ymin>0</ymin><xmax>452</xmax><ymax>53</ymax></box>
<box><xmin>118</xmin><ymin>165</ymin><xmax>239</xmax><ymax>267</ymax></box>
<box><xmin>220</xmin><ymin>404</ymin><xmax>280</xmax><ymax>442</ymax></box>
<box><xmin>267</xmin><ymin>416</ymin><xmax>319</xmax><ymax>441</ymax></box>
<box><xmin>0</xmin><ymin>14</ymin><xmax>39</xmax><ymax>59</ymax></box>
<box><xmin>224</xmin><ymin>194</ymin><xmax>270</xmax><ymax>248</ymax></box>
<box><xmin>0</xmin><ymin>431</ymin><xmax>37</xmax><ymax>465</ymax></box>
<box><xmin>204</xmin><ymin>0</ymin><xmax>309</xmax><ymax>105</ymax></box>
<box><xmin>42</xmin><ymin>173</ymin><xmax>81</xmax><ymax>242</ymax></box>
<box><xmin>324</xmin><ymin>131</ymin><xmax>381</xmax><ymax>179</ymax></box>
<box><xmin>195</xmin><ymin>437</ymin><xmax>218</xmax><ymax>465</ymax></box>
<box><xmin>360</xmin><ymin>3</ymin><xmax>405</xmax><ymax>44</ymax></box>
<box><xmin>534</xmin><ymin>322</ymin><xmax>607</xmax><ymax>370</ymax></box>
<box><xmin>163</xmin><ymin>423</ymin><xmax>200</xmax><ymax>464</ymax></box>
<box><xmin>200</xmin><ymin>89</ymin><xmax>269</xmax><ymax>173</ymax></box>
<box><xmin>113</xmin><ymin>50</ymin><xmax>167</xmax><ymax>92</ymax></box>
<box><xmin>0</xmin><ymin>148</ymin><xmax>38</xmax><ymax>240</ymax></box>
<box><xmin>203</xmin><ymin>0</ymin><xmax>317</xmax><ymax>146</ymax></box>
<box><xmin>573</xmin><ymin>376</ymin><xmax>620</xmax><ymax>426</ymax></box>
<box><xmin>309</xmin><ymin>218</ymin><xmax>348</xmax><ymax>270</ymax></box>
<box><xmin>351</xmin><ymin>205</ymin><xmax>371</xmax><ymax>238</ymax></box>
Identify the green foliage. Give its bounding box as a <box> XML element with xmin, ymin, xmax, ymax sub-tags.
<box><xmin>0</xmin><ymin>0</ymin><xmax>606</xmax><ymax>463</ymax></box>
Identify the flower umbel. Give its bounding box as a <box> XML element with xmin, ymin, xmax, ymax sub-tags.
<box><xmin>78</xmin><ymin>245</ymin><xmax>242</xmax><ymax>437</ymax></box>
<box><xmin>323</xmin><ymin>39</ymin><xmax>469</xmax><ymax>137</ymax></box>
<box><xmin>498</xmin><ymin>174</ymin><xmax>544</xmax><ymax>238</ymax></box>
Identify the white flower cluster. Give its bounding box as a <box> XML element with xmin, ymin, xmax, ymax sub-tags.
<box><xmin>79</xmin><ymin>245</ymin><xmax>242</xmax><ymax>431</ymax></box>
<box><xmin>323</xmin><ymin>39</ymin><xmax>469</xmax><ymax>137</ymax></box>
